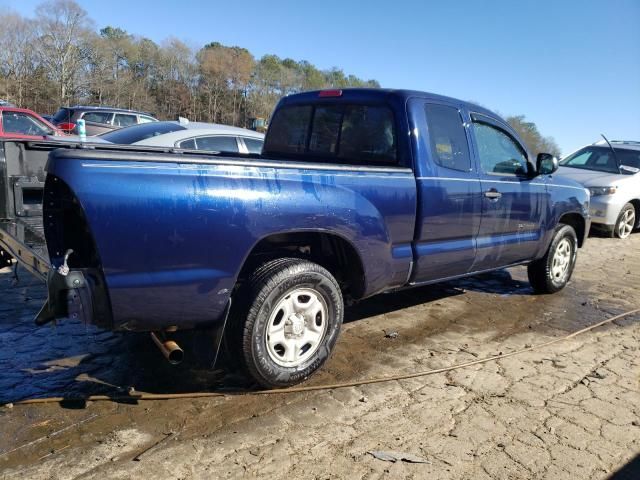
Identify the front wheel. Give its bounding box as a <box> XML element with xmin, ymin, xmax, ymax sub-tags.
<box><xmin>528</xmin><ymin>224</ymin><xmax>578</xmax><ymax>294</ymax></box>
<box><xmin>613</xmin><ymin>203</ymin><xmax>636</xmax><ymax>239</ymax></box>
<box><xmin>233</xmin><ymin>258</ymin><xmax>343</xmax><ymax>388</ymax></box>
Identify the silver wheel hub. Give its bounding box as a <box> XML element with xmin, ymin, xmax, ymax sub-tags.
<box><xmin>265</xmin><ymin>288</ymin><xmax>328</xmax><ymax>367</ymax></box>
<box><xmin>551</xmin><ymin>238</ymin><xmax>572</xmax><ymax>283</ymax></box>
<box><xmin>618</xmin><ymin>209</ymin><xmax>635</xmax><ymax>239</ymax></box>
<box><xmin>286</xmin><ymin>313</ymin><xmax>306</xmax><ymax>336</ymax></box>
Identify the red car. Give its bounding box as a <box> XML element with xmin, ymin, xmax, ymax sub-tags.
<box><xmin>0</xmin><ymin>107</ymin><xmax>65</xmax><ymax>140</ymax></box>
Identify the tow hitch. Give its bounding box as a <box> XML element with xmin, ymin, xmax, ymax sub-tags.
<box><xmin>35</xmin><ymin>249</ymin><xmax>94</xmax><ymax>326</ymax></box>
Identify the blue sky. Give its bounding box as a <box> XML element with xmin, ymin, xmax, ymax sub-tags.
<box><xmin>3</xmin><ymin>0</ymin><xmax>639</xmax><ymax>155</ymax></box>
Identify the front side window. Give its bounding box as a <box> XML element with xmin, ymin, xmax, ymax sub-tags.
<box><xmin>474</xmin><ymin>122</ymin><xmax>528</xmax><ymax>176</ymax></box>
<box><xmin>82</xmin><ymin>111</ymin><xmax>112</xmax><ymax>124</ymax></box>
<box><xmin>195</xmin><ymin>136</ymin><xmax>239</xmax><ymax>153</ymax></box>
<box><xmin>425</xmin><ymin>104</ymin><xmax>471</xmax><ymax>172</ymax></box>
<box><xmin>113</xmin><ymin>113</ymin><xmax>137</xmax><ymax>127</ymax></box>
<box><xmin>264</xmin><ymin>103</ymin><xmax>397</xmax><ymax>165</ymax></box>
<box><xmin>2</xmin><ymin>112</ymin><xmax>54</xmax><ymax>136</ymax></box>
<box><xmin>138</xmin><ymin>115</ymin><xmax>156</xmax><ymax>124</ymax></box>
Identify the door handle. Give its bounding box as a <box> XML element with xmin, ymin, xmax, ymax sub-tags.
<box><xmin>484</xmin><ymin>189</ymin><xmax>502</xmax><ymax>200</ymax></box>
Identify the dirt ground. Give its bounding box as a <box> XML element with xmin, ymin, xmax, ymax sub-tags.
<box><xmin>1</xmin><ymin>233</ymin><xmax>639</xmax><ymax>480</ymax></box>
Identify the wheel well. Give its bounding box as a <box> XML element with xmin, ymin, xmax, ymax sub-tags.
<box><xmin>558</xmin><ymin>213</ymin><xmax>586</xmax><ymax>247</ymax></box>
<box><xmin>237</xmin><ymin>232</ymin><xmax>366</xmax><ymax>300</ymax></box>
<box><xmin>629</xmin><ymin>199</ymin><xmax>640</xmax><ymax>227</ymax></box>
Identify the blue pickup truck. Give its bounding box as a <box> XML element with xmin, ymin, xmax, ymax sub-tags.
<box><xmin>28</xmin><ymin>88</ymin><xmax>590</xmax><ymax>388</ymax></box>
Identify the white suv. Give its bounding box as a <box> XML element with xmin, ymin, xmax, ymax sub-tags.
<box><xmin>558</xmin><ymin>140</ymin><xmax>640</xmax><ymax>238</ymax></box>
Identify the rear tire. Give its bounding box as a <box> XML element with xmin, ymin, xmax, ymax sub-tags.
<box><xmin>528</xmin><ymin>224</ymin><xmax>577</xmax><ymax>294</ymax></box>
<box><xmin>231</xmin><ymin>258</ymin><xmax>343</xmax><ymax>388</ymax></box>
<box><xmin>613</xmin><ymin>203</ymin><xmax>636</xmax><ymax>239</ymax></box>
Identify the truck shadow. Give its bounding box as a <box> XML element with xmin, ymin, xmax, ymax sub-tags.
<box><xmin>2</xmin><ymin>267</ymin><xmax>532</xmax><ymax>405</ymax></box>
<box><xmin>607</xmin><ymin>453</ymin><xmax>640</xmax><ymax>480</ymax></box>
<box><xmin>345</xmin><ymin>269</ymin><xmax>530</xmax><ymax>323</ymax></box>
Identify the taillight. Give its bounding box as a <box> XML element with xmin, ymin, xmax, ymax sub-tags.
<box><xmin>58</xmin><ymin>122</ymin><xmax>76</xmax><ymax>131</ymax></box>
<box><xmin>319</xmin><ymin>89</ymin><xmax>343</xmax><ymax>97</ymax></box>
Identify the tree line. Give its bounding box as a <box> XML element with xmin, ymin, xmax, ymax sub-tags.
<box><xmin>0</xmin><ymin>0</ymin><xmax>379</xmax><ymax>126</ymax></box>
<box><xmin>0</xmin><ymin>0</ymin><xmax>560</xmax><ymax>156</ymax></box>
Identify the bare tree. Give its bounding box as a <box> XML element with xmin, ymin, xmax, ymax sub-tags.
<box><xmin>507</xmin><ymin>115</ymin><xmax>561</xmax><ymax>157</ymax></box>
<box><xmin>35</xmin><ymin>0</ymin><xmax>93</xmax><ymax>104</ymax></box>
<box><xmin>0</xmin><ymin>13</ymin><xmax>37</xmax><ymax>105</ymax></box>
<box><xmin>1</xmin><ymin>0</ymin><xmax>384</xmax><ymax>124</ymax></box>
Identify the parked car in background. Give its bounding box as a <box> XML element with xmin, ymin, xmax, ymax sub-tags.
<box><xmin>558</xmin><ymin>140</ymin><xmax>640</xmax><ymax>239</ymax></box>
<box><xmin>99</xmin><ymin>120</ymin><xmax>264</xmax><ymax>153</ymax></box>
<box><xmin>50</xmin><ymin>106</ymin><xmax>158</xmax><ymax>136</ymax></box>
<box><xmin>0</xmin><ymin>107</ymin><xmax>65</xmax><ymax>139</ymax></box>
<box><xmin>0</xmin><ymin>100</ymin><xmax>16</xmax><ymax>107</ymax></box>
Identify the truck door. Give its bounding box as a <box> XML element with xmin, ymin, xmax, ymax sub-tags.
<box><xmin>469</xmin><ymin>113</ymin><xmax>545</xmax><ymax>269</ymax></box>
<box><xmin>409</xmin><ymin>100</ymin><xmax>482</xmax><ymax>283</ymax></box>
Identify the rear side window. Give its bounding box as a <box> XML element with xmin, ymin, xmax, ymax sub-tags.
<box><xmin>425</xmin><ymin>104</ymin><xmax>471</xmax><ymax>172</ymax></box>
<box><xmin>243</xmin><ymin>137</ymin><xmax>263</xmax><ymax>154</ymax></box>
<box><xmin>178</xmin><ymin>138</ymin><xmax>196</xmax><ymax>149</ymax></box>
<box><xmin>82</xmin><ymin>111</ymin><xmax>112</xmax><ymax>124</ymax></box>
<box><xmin>113</xmin><ymin>113</ymin><xmax>137</xmax><ymax>127</ymax></box>
<box><xmin>195</xmin><ymin>136</ymin><xmax>239</xmax><ymax>153</ymax></box>
<box><xmin>264</xmin><ymin>103</ymin><xmax>397</xmax><ymax>165</ymax></box>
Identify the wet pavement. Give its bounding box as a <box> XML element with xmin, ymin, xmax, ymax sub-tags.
<box><xmin>0</xmin><ymin>233</ymin><xmax>638</xmax><ymax>479</ymax></box>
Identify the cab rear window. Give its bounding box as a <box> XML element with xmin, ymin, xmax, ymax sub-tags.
<box><xmin>264</xmin><ymin>103</ymin><xmax>397</xmax><ymax>165</ymax></box>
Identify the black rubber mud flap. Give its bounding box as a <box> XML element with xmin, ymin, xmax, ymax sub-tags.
<box><xmin>35</xmin><ymin>269</ymin><xmax>93</xmax><ymax>326</ymax></box>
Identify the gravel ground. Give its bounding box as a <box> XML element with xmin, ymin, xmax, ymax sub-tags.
<box><xmin>0</xmin><ymin>233</ymin><xmax>639</xmax><ymax>479</ymax></box>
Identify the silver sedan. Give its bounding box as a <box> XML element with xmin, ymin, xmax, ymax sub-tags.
<box><xmin>557</xmin><ymin>140</ymin><xmax>640</xmax><ymax>239</ymax></box>
<box><xmin>99</xmin><ymin>120</ymin><xmax>264</xmax><ymax>154</ymax></box>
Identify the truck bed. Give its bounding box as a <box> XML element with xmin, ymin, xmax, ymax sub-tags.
<box><xmin>0</xmin><ymin>216</ymin><xmax>49</xmax><ymax>280</ymax></box>
<box><xmin>0</xmin><ymin>139</ymin><xmax>60</xmax><ymax>281</ymax></box>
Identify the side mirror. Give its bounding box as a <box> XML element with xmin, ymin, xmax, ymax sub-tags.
<box><xmin>536</xmin><ymin>153</ymin><xmax>559</xmax><ymax>175</ymax></box>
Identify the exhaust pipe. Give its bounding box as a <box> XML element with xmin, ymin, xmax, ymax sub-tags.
<box><xmin>150</xmin><ymin>332</ymin><xmax>184</xmax><ymax>365</ymax></box>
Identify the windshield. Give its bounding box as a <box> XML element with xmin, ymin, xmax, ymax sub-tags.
<box><xmin>2</xmin><ymin>111</ymin><xmax>55</xmax><ymax>136</ymax></box>
<box><xmin>560</xmin><ymin>146</ymin><xmax>640</xmax><ymax>175</ymax></box>
<box><xmin>100</xmin><ymin>122</ymin><xmax>186</xmax><ymax>144</ymax></box>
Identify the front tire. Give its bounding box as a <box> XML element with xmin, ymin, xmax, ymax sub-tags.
<box><xmin>233</xmin><ymin>258</ymin><xmax>343</xmax><ymax>388</ymax></box>
<box><xmin>613</xmin><ymin>203</ymin><xmax>636</xmax><ymax>239</ymax></box>
<box><xmin>528</xmin><ymin>224</ymin><xmax>578</xmax><ymax>294</ymax></box>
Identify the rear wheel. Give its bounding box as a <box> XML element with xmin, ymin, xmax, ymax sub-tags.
<box><xmin>232</xmin><ymin>258</ymin><xmax>343</xmax><ymax>388</ymax></box>
<box><xmin>613</xmin><ymin>203</ymin><xmax>636</xmax><ymax>239</ymax></box>
<box><xmin>528</xmin><ymin>224</ymin><xmax>578</xmax><ymax>294</ymax></box>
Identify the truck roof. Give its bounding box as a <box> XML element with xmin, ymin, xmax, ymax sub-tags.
<box><xmin>281</xmin><ymin>88</ymin><xmax>499</xmax><ymax>119</ymax></box>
